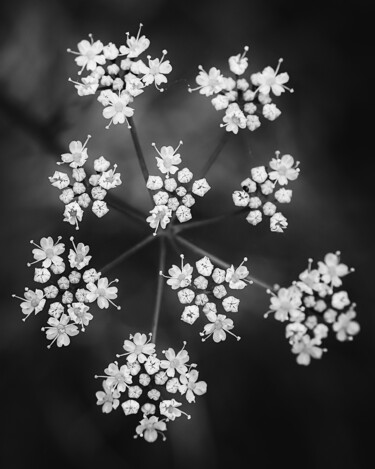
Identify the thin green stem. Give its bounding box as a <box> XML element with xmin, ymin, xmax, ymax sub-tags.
<box><xmin>200</xmin><ymin>131</ymin><xmax>231</xmax><ymax>179</ymax></box>
<box><xmin>100</xmin><ymin>235</ymin><xmax>155</xmax><ymax>274</ymax></box>
<box><xmin>175</xmin><ymin>235</ymin><xmax>273</xmax><ymax>290</ymax></box>
<box><xmin>152</xmin><ymin>237</ymin><xmax>166</xmax><ymax>342</ymax></box>
<box><xmin>173</xmin><ymin>209</ymin><xmax>246</xmax><ymax>234</ymax></box>
<box><xmin>128</xmin><ymin>116</ymin><xmax>154</xmax><ymax>204</ymax></box>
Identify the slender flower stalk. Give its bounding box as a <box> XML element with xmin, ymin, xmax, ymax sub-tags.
<box><xmin>100</xmin><ymin>235</ymin><xmax>155</xmax><ymax>274</ymax></box>
<box><xmin>175</xmin><ymin>235</ymin><xmax>273</xmax><ymax>290</ymax></box>
<box><xmin>152</xmin><ymin>237</ymin><xmax>167</xmax><ymax>341</ymax></box>
<box><xmin>173</xmin><ymin>208</ymin><xmax>246</xmax><ymax>233</ymax></box>
<box><xmin>127</xmin><ymin>116</ymin><xmax>154</xmax><ymax>204</ymax></box>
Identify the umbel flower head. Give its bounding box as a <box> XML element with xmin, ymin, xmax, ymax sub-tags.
<box><xmin>95</xmin><ymin>333</ymin><xmax>207</xmax><ymax>443</ymax></box>
<box><xmin>146</xmin><ymin>141</ymin><xmax>211</xmax><ymax>235</ymax></box>
<box><xmin>161</xmin><ymin>254</ymin><xmax>252</xmax><ymax>342</ymax></box>
<box><xmin>12</xmin><ymin>236</ymin><xmax>121</xmax><ymax>348</ymax></box>
<box><xmin>232</xmin><ymin>151</ymin><xmax>300</xmax><ymax>232</ymax></box>
<box><xmin>67</xmin><ymin>25</ymin><xmax>172</xmax><ymax>128</ymax></box>
<box><xmin>49</xmin><ymin>135</ymin><xmax>122</xmax><ymax>229</ymax></box>
<box><xmin>189</xmin><ymin>47</ymin><xmax>293</xmax><ymax>133</ymax></box>
<box><xmin>265</xmin><ymin>252</ymin><xmax>359</xmax><ymax>365</ymax></box>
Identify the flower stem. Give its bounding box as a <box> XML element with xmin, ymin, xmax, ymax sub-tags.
<box><xmin>105</xmin><ymin>193</ymin><xmax>146</xmax><ymax>226</ymax></box>
<box><xmin>152</xmin><ymin>236</ymin><xmax>166</xmax><ymax>342</ymax></box>
<box><xmin>100</xmin><ymin>235</ymin><xmax>155</xmax><ymax>274</ymax></box>
<box><xmin>200</xmin><ymin>131</ymin><xmax>231</xmax><ymax>178</ymax></box>
<box><xmin>127</xmin><ymin>116</ymin><xmax>154</xmax><ymax>204</ymax></box>
<box><xmin>175</xmin><ymin>235</ymin><xmax>273</xmax><ymax>290</ymax></box>
<box><xmin>173</xmin><ymin>209</ymin><xmax>246</xmax><ymax>233</ymax></box>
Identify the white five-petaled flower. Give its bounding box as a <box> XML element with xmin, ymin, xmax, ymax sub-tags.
<box><xmin>160</xmin><ymin>343</ymin><xmax>190</xmax><ymax>377</ymax></box>
<box><xmin>28</xmin><ymin>236</ymin><xmax>65</xmax><ymax>269</ymax></box>
<box><xmin>291</xmin><ymin>335</ymin><xmax>326</xmax><ymax>366</ymax></box>
<box><xmin>120</xmin><ymin>23</ymin><xmax>150</xmax><ymax>58</ymax></box>
<box><xmin>99</xmin><ymin>362</ymin><xmax>132</xmax><ymax>392</ymax></box>
<box><xmin>179</xmin><ymin>370</ymin><xmax>207</xmax><ymax>403</ymax></box>
<box><xmin>270</xmin><ymin>212</ymin><xmax>288</xmax><ymax>233</ymax></box>
<box><xmin>135</xmin><ymin>416</ymin><xmax>167</xmax><ymax>443</ymax></box>
<box><xmin>189</xmin><ymin>66</ymin><xmax>225</xmax><ymax>96</ymax></box>
<box><xmin>196</xmin><ymin>256</ymin><xmax>214</xmax><ymax>277</ymax></box>
<box><xmin>13</xmin><ymin>288</ymin><xmax>46</xmax><ymax>321</ymax></box>
<box><xmin>266</xmin><ymin>287</ymin><xmax>303</xmax><ymax>322</ymax></box>
<box><xmin>201</xmin><ymin>314</ymin><xmax>241</xmax><ymax>342</ymax></box>
<box><xmin>59</xmin><ymin>136</ymin><xmax>91</xmax><ymax>168</ymax></box>
<box><xmin>102</xmin><ymin>91</ymin><xmax>134</xmax><ymax>129</ymax></box>
<box><xmin>119</xmin><ymin>333</ymin><xmax>156</xmax><ymax>363</ymax></box>
<box><xmin>49</xmin><ymin>171</ymin><xmax>70</xmax><ymax>189</ymax></box>
<box><xmin>86</xmin><ymin>277</ymin><xmax>120</xmax><ymax>309</ymax></box>
<box><xmin>333</xmin><ymin>309</ymin><xmax>360</xmax><ymax>341</ymax></box>
<box><xmin>220</xmin><ymin>103</ymin><xmax>246</xmax><ymax>134</ymax></box>
<box><xmin>161</xmin><ymin>254</ymin><xmax>193</xmax><ymax>290</ymax></box>
<box><xmin>68</xmin><ymin>303</ymin><xmax>93</xmax><ymax>331</ymax></box>
<box><xmin>318</xmin><ymin>252</ymin><xmax>351</xmax><ymax>287</ymax></box>
<box><xmin>96</xmin><ymin>382</ymin><xmax>121</xmax><ymax>414</ymax></box>
<box><xmin>268</xmin><ymin>152</ymin><xmax>300</xmax><ymax>186</ymax></box>
<box><xmin>228</xmin><ymin>46</ymin><xmax>249</xmax><ymax>75</ymax></box>
<box><xmin>98</xmin><ymin>165</ymin><xmax>122</xmax><ymax>190</ymax></box>
<box><xmin>225</xmin><ymin>258</ymin><xmax>251</xmax><ymax>289</ymax></box>
<box><xmin>63</xmin><ymin>202</ymin><xmax>83</xmax><ymax>230</ymax></box>
<box><xmin>251</xmin><ymin>58</ymin><xmax>293</xmax><ymax>96</ymax></box>
<box><xmin>42</xmin><ymin>313</ymin><xmax>79</xmax><ymax>348</ymax></box>
<box><xmin>159</xmin><ymin>399</ymin><xmax>190</xmax><ymax>421</ymax></box>
<box><xmin>67</xmin><ymin>35</ymin><xmax>105</xmax><ymax>75</ymax></box>
<box><xmin>152</xmin><ymin>141</ymin><xmax>182</xmax><ymax>177</ymax></box>
<box><xmin>138</xmin><ymin>50</ymin><xmax>172</xmax><ymax>91</ymax></box>
<box><xmin>146</xmin><ymin>205</ymin><xmax>172</xmax><ymax>235</ymax></box>
<box><xmin>68</xmin><ymin>237</ymin><xmax>92</xmax><ymax>270</ymax></box>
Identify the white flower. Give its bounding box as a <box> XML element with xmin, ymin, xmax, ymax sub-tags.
<box><xmin>249</xmin><ymin>197</ymin><xmax>262</xmax><ymax>209</ymax></box>
<box><xmin>333</xmin><ymin>310</ymin><xmax>360</xmax><ymax>341</ymax></box>
<box><xmin>78</xmin><ymin>193</ymin><xmax>90</xmax><ymax>208</ymax></box>
<box><xmin>244</xmin><ymin>102</ymin><xmax>257</xmax><ymax>114</ymax></box>
<box><xmin>29</xmin><ymin>236</ymin><xmax>65</xmax><ymax>269</ymax></box>
<box><xmin>57</xmin><ymin>276</ymin><xmax>69</xmax><ymax>290</ymax></box>
<box><xmin>160</xmin><ymin>344</ymin><xmax>189</xmax><ymax>377</ymax></box>
<box><xmin>323</xmin><ymin>309</ymin><xmax>337</xmax><ymax>324</ymax></box>
<box><xmin>96</xmin><ymin>382</ymin><xmax>120</xmax><ymax>414</ymax></box>
<box><xmin>222</xmin><ymin>296</ymin><xmax>240</xmax><ymax>312</ymax></box>
<box><xmin>152</xmin><ymin>191</ymin><xmax>169</xmax><ymax>206</ymax></box>
<box><xmin>147</xmin><ymin>390</ymin><xmax>160</xmax><ymax>401</ymax></box>
<box><xmin>246</xmin><ymin>210</ymin><xmax>262</xmax><ymax>226</ymax></box>
<box><xmin>63</xmin><ymin>202</ymin><xmax>83</xmax><ymax>230</ymax></box>
<box><xmin>125</xmin><ymin>73</ymin><xmax>144</xmax><ymax>97</ymax></box>
<box><xmin>194</xmin><ymin>276</ymin><xmax>208</xmax><ymax>290</ymax></box>
<box><xmin>91</xmin><ymin>186</ymin><xmax>107</xmax><ymax>200</ymax></box>
<box><xmin>182</xmin><ymin>194</ymin><xmax>195</xmax><ymax>208</ymax></box>
<box><xmin>42</xmin><ymin>314</ymin><xmax>79</xmax><ymax>348</ymax></box>
<box><xmin>34</xmin><ymin>268</ymin><xmax>51</xmax><ymax>284</ymax></box>
<box><xmin>159</xmin><ymin>399</ymin><xmax>189</xmax><ymax>421</ymax></box>
<box><xmin>196</xmin><ymin>256</ymin><xmax>214</xmax><ymax>276</ymax></box>
<box><xmin>135</xmin><ymin>416</ymin><xmax>167</xmax><ymax>443</ymax></box>
<box><xmin>189</xmin><ymin>66</ymin><xmax>225</xmax><ymax>96</ymax></box>
<box><xmin>195</xmin><ymin>293</ymin><xmax>208</xmax><ymax>306</ymax></box>
<box><xmin>98</xmin><ymin>166</ymin><xmax>122</xmax><ymax>190</ymax></box>
<box><xmin>181</xmin><ymin>305</ymin><xmax>200</xmax><ymax>325</ymax></box>
<box><xmin>266</xmin><ymin>287</ymin><xmax>303</xmax><ymax>322</ymax></box>
<box><xmin>201</xmin><ymin>314</ymin><xmax>240</xmax><ymax>342</ymax></box>
<box><xmin>292</xmin><ymin>336</ymin><xmax>325</xmax><ymax>366</ymax></box>
<box><xmin>176</xmin><ymin>205</ymin><xmax>192</xmax><ymax>223</ymax></box>
<box><xmin>178</xmin><ymin>288</ymin><xmax>195</xmax><ymax>304</ymax></box>
<box><xmin>166</xmin><ymin>378</ymin><xmax>180</xmax><ymax>393</ymax></box>
<box><xmin>246</xmin><ymin>115</ymin><xmax>261</xmax><ymax>131</ymax></box>
<box><xmin>331</xmin><ymin>291</ymin><xmax>351</xmax><ymax>310</ymax></box>
<box><xmin>192</xmin><ymin>178</ymin><xmax>211</xmax><ymax>197</ymax></box>
<box><xmin>102</xmin><ymin>91</ymin><xmax>134</xmax><ymax>128</ymax></box>
<box><xmin>48</xmin><ymin>302</ymin><xmax>64</xmax><ymax>319</ymax></box>
<box><xmin>101</xmin><ymin>362</ymin><xmax>132</xmax><ymax>392</ymax></box>
<box><xmin>313</xmin><ymin>324</ymin><xmax>329</xmax><ymax>344</ymax></box>
<box><xmin>270</xmin><ymin>212</ymin><xmax>288</xmax><ymax>233</ymax></box>
<box><xmin>212</xmin><ymin>268</ymin><xmax>225</xmax><ymax>284</ymax></box>
<box><xmin>94</xmin><ymin>156</ymin><xmax>111</xmax><ymax>173</ymax></box>
<box><xmin>147</xmin><ymin>175</ymin><xmax>163</xmax><ymax>190</ymax></box>
<box><xmin>49</xmin><ymin>171</ymin><xmax>70</xmax><ymax>189</ymax></box>
<box><xmin>176</xmin><ymin>186</ymin><xmax>187</xmax><ymax>197</ymax></box>
<box><xmin>263</xmin><ymin>201</ymin><xmax>277</xmax><ymax>216</ymax></box>
<box><xmin>68</xmin><ymin>303</ymin><xmax>93</xmax><ymax>331</ymax></box>
<box><xmin>92</xmin><ymin>200</ymin><xmax>109</xmax><ymax>218</ymax></box>
<box><xmin>68</xmin><ymin>36</ymin><xmax>105</xmax><ymax>74</ymax></box>
<box><xmin>120</xmin><ymin>333</ymin><xmax>155</xmax><ymax>363</ymax></box>
<box><xmin>168</xmin><ymin>197</ymin><xmax>179</xmax><ymax>211</ymax></box>
<box><xmin>251</xmin><ymin>166</ymin><xmax>268</xmax><ymax>184</ymax></box>
<box><xmin>241</xmin><ymin>177</ymin><xmax>257</xmax><ymax>193</ymax></box>
<box><xmin>13</xmin><ymin>288</ymin><xmax>46</xmax><ymax>321</ymax></box>
<box><xmin>60</xmin><ymin>136</ymin><xmax>91</xmax><ymax>168</ymax></box>
<box><xmin>275</xmin><ymin>188</ymin><xmax>293</xmax><ymax>203</ymax></box>
<box><xmin>44</xmin><ymin>285</ymin><xmax>59</xmax><ymax>299</ymax></box>
<box><xmin>139</xmin><ymin>373</ymin><xmax>151</xmax><ymax>386</ymax></box>
<box><xmin>263</xmin><ymin>103</ymin><xmax>281</xmax><ymax>121</ymax></box>
<box><xmin>163</xmin><ymin>255</ymin><xmax>193</xmax><ymax>290</ymax></box>
<box><xmin>83</xmin><ymin>268</ymin><xmax>100</xmax><ymax>284</ymax></box>
<box><xmin>128</xmin><ymin>386</ymin><xmax>142</xmax><ymax>399</ymax></box>
<box><xmin>232</xmin><ymin>190</ymin><xmax>250</xmax><ymax>207</ymax></box>
<box><xmin>62</xmin><ymin>291</ymin><xmax>73</xmax><ymax>304</ymax></box>
<box><xmin>164</xmin><ymin>178</ymin><xmax>177</xmax><ymax>192</ymax></box>
<box><xmin>152</xmin><ymin>141</ymin><xmax>182</xmax><ymax>177</ymax></box>
<box><xmin>122</xmin><ymin>399</ymin><xmax>140</xmax><ymax>416</ymax></box>
<box><xmin>72</xmin><ymin>182</ymin><xmax>86</xmax><ymax>195</ymax></box>
<box><xmin>68</xmin><ymin>238</ymin><xmax>92</xmax><ymax>270</ymax></box>
<box><xmin>202</xmin><ymin>302</ymin><xmax>217</xmax><ymax>321</ymax></box>
<box><xmin>211</xmin><ymin>94</ymin><xmax>229</xmax><ymax>110</ymax></box>
<box><xmin>318</xmin><ymin>252</ymin><xmax>350</xmax><ymax>287</ymax></box>
<box><xmin>146</xmin><ymin>205</ymin><xmax>172</xmax><ymax>235</ymax></box>
<box><xmin>221</xmin><ymin>103</ymin><xmax>246</xmax><ymax>134</ymax></box>
<box><xmin>251</xmin><ymin>59</ymin><xmax>293</xmax><ymax>96</ymax></box>
<box><xmin>86</xmin><ymin>277</ymin><xmax>120</xmax><ymax>309</ymax></box>
<box><xmin>228</xmin><ymin>46</ymin><xmax>249</xmax><ymax>75</ymax></box>
<box><xmin>144</xmin><ymin>356</ymin><xmax>160</xmax><ymax>375</ymax></box>
<box><xmin>269</xmin><ymin>153</ymin><xmax>300</xmax><ymax>185</ymax></box>
<box><xmin>179</xmin><ymin>370</ymin><xmax>207</xmax><ymax>403</ymax></box>
<box><xmin>178</xmin><ymin>168</ymin><xmax>193</xmax><ymax>184</ymax></box>
<box><xmin>103</xmin><ymin>42</ymin><xmax>119</xmax><ymax>60</ymax></box>
<box><xmin>225</xmin><ymin>258</ymin><xmax>250</xmax><ymax>289</ymax></box>
<box><xmin>138</xmin><ymin>50</ymin><xmax>172</xmax><ymax>91</ymax></box>
<box><xmin>59</xmin><ymin>189</ymin><xmax>75</xmax><ymax>204</ymax></box>
<box><xmin>286</xmin><ymin>323</ymin><xmax>307</xmax><ymax>344</ymax></box>
<box><xmin>69</xmin><ymin>76</ymin><xmax>99</xmax><ymax>96</ymax></box>
<box><xmin>120</xmin><ymin>24</ymin><xmax>150</xmax><ymax>58</ymax></box>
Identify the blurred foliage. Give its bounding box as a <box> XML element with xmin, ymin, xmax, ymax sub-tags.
<box><xmin>0</xmin><ymin>0</ymin><xmax>373</xmax><ymax>468</ymax></box>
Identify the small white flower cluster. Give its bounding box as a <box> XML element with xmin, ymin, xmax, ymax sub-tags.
<box><xmin>49</xmin><ymin>136</ymin><xmax>122</xmax><ymax>229</ymax></box>
<box><xmin>265</xmin><ymin>252</ymin><xmax>359</xmax><ymax>365</ymax></box>
<box><xmin>232</xmin><ymin>152</ymin><xmax>300</xmax><ymax>232</ymax></box>
<box><xmin>95</xmin><ymin>333</ymin><xmax>207</xmax><ymax>443</ymax></box>
<box><xmin>12</xmin><ymin>236</ymin><xmax>120</xmax><ymax>348</ymax></box>
<box><xmin>67</xmin><ymin>25</ymin><xmax>172</xmax><ymax>128</ymax></box>
<box><xmin>146</xmin><ymin>142</ymin><xmax>211</xmax><ymax>235</ymax></box>
<box><xmin>189</xmin><ymin>46</ymin><xmax>293</xmax><ymax>133</ymax></box>
<box><xmin>162</xmin><ymin>254</ymin><xmax>252</xmax><ymax>342</ymax></box>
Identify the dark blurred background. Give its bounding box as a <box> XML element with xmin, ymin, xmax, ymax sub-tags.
<box><xmin>1</xmin><ymin>0</ymin><xmax>373</xmax><ymax>468</ymax></box>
